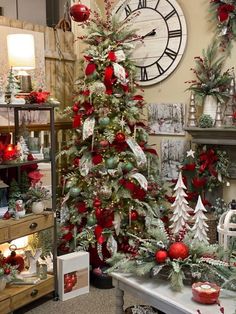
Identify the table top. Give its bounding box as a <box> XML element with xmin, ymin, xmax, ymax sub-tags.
<box><xmin>111</xmin><ymin>272</ymin><xmax>236</xmax><ymax>314</ymax></box>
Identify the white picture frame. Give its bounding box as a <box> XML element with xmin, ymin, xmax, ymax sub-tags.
<box><xmin>57</xmin><ymin>251</ymin><xmax>89</xmax><ymax>301</ymax></box>
<box><xmin>148</xmin><ymin>103</ymin><xmax>185</xmax><ymax>135</ymax></box>
<box><xmin>161</xmin><ymin>139</ymin><xmax>189</xmax><ymax>181</ymax></box>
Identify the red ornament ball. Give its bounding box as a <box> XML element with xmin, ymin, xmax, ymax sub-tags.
<box><xmin>93</xmin><ymin>198</ymin><xmax>101</xmax><ymax>208</ymax></box>
<box><xmin>70</xmin><ymin>3</ymin><xmax>90</xmax><ymax>22</ymax></box>
<box><xmin>168</xmin><ymin>242</ymin><xmax>189</xmax><ymax>260</ymax></box>
<box><xmin>72</xmin><ymin>104</ymin><xmax>79</xmax><ymax>113</ymax></box>
<box><xmin>130</xmin><ymin>210</ymin><xmax>138</xmax><ymax>221</ymax></box>
<box><xmin>115</xmin><ymin>132</ymin><xmax>126</xmax><ymax>143</ymax></box>
<box><xmin>5</xmin><ymin>251</ymin><xmax>24</xmax><ymax>272</ymax></box>
<box><xmin>100</xmin><ymin>140</ymin><xmax>109</xmax><ymax>148</ymax></box>
<box><xmin>155</xmin><ymin>250</ymin><xmax>168</xmax><ymax>263</ymax></box>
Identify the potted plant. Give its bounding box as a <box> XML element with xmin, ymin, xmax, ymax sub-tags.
<box><xmin>186</xmin><ymin>40</ymin><xmax>232</xmax><ymax>120</ymax></box>
<box><xmin>25</xmin><ymin>183</ymin><xmax>50</xmax><ymax>214</ymax></box>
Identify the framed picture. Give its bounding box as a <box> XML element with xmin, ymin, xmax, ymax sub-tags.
<box><xmin>57</xmin><ymin>251</ymin><xmax>89</xmax><ymax>301</ymax></box>
<box><xmin>148</xmin><ymin>103</ymin><xmax>185</xmax><ymax>135</ymax></box>
<box><xmin>161</xmin><ymin>139</ymin><xmax>189</xmax><ymax>181</ymax></box>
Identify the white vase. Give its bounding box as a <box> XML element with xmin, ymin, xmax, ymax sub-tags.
<box><xmin>203</xmin><ymin>95</ymin><xmax>217</xmax><ymax>121</ymax></box>
<box><xmin>32</xmin><ymin>201</ymin><xmax>45</xmax><ymax>214</ymax></box>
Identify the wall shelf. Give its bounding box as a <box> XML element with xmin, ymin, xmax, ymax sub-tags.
<box><xmin>185</xmin><ymin>127</ymin><xmax>236</xmax><ymax>145</ymax></box>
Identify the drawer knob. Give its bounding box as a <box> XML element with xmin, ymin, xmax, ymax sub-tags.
<box><xmin>29</xmin><ymin>222</ymin><xmax>38</xmax><ymax>229</ymax></box>
<box><xmin>31</xmin><ymin>289</ymin><xmax>39</xmax><ymax>297</ymax></box>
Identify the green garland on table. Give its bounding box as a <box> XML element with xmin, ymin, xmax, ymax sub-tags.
<box><xmin>107</xmin><ymin>218</ymin><xmax>236</xmax><ymax>292</ymax></box>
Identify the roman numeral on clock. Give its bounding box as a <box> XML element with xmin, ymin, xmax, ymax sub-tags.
<box><xmin>124</xmin><ymin>4</ymin><xmax>132</xmax><ymax>17</ymax></box>
<box><xmin>140</xmin><ymin>67</ymin><xmax>148</xmax><ymax>81</ymax></box>
<box><xmin>164</xmin><ymin>9</ymin><xmax>176</xmax><ymax>21</ymax></box>
<box><xmin>169</xmin><ymin>29</ymin><xmax>181</xmax><ymax>38</ymax></box>
<box><xmin>155</xmin><ymin>62</ymin><xmax>164</xmax><ymax>75</ymax></box>
<box><xmin>164</xmin><ymin>48</ymin><xmax>177</xmax><ymax>60</ymax></box>
<box><xmin>138</xmin><ymin>0</ymin><xmax>147</xmax><ymax>8</ymax></box>
<box><xmin>154</xmin><ymin>0</ymin><xmax>161</xmax><ymax>10</ymax></box>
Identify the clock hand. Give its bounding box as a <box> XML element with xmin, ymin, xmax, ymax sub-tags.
<box><xmin>142</xmin><ymin>28</ymin><xmax>157</xmax><ymax>39</ymax></box>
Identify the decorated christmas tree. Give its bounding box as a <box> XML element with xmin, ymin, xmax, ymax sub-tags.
<box><xmin>58</xmin><ymin>1</ymin><xmax>164</xmax><ymax>270</ymax></box>
<box><xmin>191</xmin><ymin>195</ymin><xmax>209</xmax><ymax>244</ymax></box>
<box><xmin>169</xmin><ymin>171</ymin><xmax>192</xmax><ymax>239</ymax></box>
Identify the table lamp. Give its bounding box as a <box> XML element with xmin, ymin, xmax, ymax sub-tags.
<box><xmin>7</xmin><ymin>34</ymin><xmax>35</xmax><ymax>93</ymax></box>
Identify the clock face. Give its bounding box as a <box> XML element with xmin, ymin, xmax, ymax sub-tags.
<box><xmin>112</xmin><ymin>0</ymin><xmax>187</xmax><ymax>86</ymax></box>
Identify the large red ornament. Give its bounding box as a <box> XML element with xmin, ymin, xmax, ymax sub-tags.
<box><xmin>5</xmin><ymin>251</ymin><xmax>24</xmax><ymax>272</ymax></box>
<box><xmin>70</xmin><ymin>2</ymin><xmax>90</xmax><ymax>22</ymax></box>
<box><xmin>168</xmin><ymin>242</ymin><xmax>189</xmax><ymax>260</ymax></box>
<box><xmin>115</xmin><ymin>132</ymin><xmax>126</xmax><ymax>143</ymax></box>
<box><xmin>155</xmin><ymin>250</ymin><xmax>168</xmax><ymax>263</ymax></box>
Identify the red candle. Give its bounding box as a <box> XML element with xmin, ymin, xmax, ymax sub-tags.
<box><xmin>3</xmin><ymin>144</ymin><xmax>17</xmax><ymax>161</ymax></box>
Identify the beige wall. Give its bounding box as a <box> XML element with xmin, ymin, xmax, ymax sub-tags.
<box><xmin>0</xmin><ymin>0</ymin><xmax>46</xmax><ymax>25</ymax></box>
<box><xmin>76</xmin><ymin>0</ymin><xmax>236</xmax><ymax>202</ymax></box>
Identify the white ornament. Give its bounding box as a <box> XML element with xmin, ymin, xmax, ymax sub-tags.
<box><xmin>186</xmin><ymin>149</ymin><xmax>195</xmax><ymax>158</ymax></box>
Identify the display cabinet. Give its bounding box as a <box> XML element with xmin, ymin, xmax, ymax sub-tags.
<box><xmin>0</xmin><ymin>103</ymin><xmax>58</xmax><ymax>313</ymax></box>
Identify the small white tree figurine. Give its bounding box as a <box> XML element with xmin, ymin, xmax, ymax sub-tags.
<box><xmin>16</xmin><ymin>136</ymin><xmax>29</xmax><ymax>161</ymax></box>
<box><xmin>191</xmin><ymin>195</ymin><xmax>209</xmax><ymax>243</ymax></box>
<box><xmin>169</xmin><ymin>171</ymin><xmax>193</xmax><ymax>237</ymax></box>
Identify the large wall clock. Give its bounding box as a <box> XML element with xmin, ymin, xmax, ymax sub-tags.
<box><xmin>112</xmin><ymin>0</ymin><xmax>187</xmax><ymax>86</ymax></box>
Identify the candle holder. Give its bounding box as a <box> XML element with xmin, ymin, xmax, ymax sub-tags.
<box><xmin>3</xmin><ymin>144</ymin><xmax>18</xmax><ymax>164</ymax></box>
<box><xmin>192</xmin><ymin>282</ymin><xmax>220</xmax><ymax>304</ymax></box>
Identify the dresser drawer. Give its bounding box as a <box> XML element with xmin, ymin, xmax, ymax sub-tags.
<box><xmin>0</xmin><ymin>297</ymin><xmax>11</xmax><ymax>314</ymax></box>
<box><xmin>11</xmin><ymin>277</ymin><xmax>54</xmax><ymax>311</ymax></box>
<box><xmin>9</xmin><ymin>214</ymin><xmax>54</xmax><ymax>239</ymax></box>
<box><xmin>0</xmin><ymin>227</ymin><xmax>9</xmax><ymax>243</ymax></box>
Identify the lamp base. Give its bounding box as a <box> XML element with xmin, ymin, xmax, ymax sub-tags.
<box><xmin>18</xmin><ymin>75</ymin><xmax>32</xmax><ymax>93</ymax></box>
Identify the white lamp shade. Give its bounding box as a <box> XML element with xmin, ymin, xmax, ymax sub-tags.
<box><xmin>7</xmin><ymin>34</ymin><xmax>35</xmax><ymax>70</ymax></box>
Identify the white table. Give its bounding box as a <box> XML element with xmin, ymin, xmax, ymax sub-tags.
<box><xmin>111</xmin><ymin>272</ymin><xmax>236</xmax><ymax>314</ymax></box>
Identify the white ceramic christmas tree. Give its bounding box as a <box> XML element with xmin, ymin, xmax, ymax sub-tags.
<box><xmin>16</xmin><ymin>136</ymin><xmax>29</xmax><ymax>161</ymax></box>
<box><xmin>169</xmin><ymin>171</ymin><xmax>193</xmax><ymax>236</ymax></box>
<box><xmin>191</xmin><ymin>195</ymin><xmax>209</xmax><ymax>243</ymax></box>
